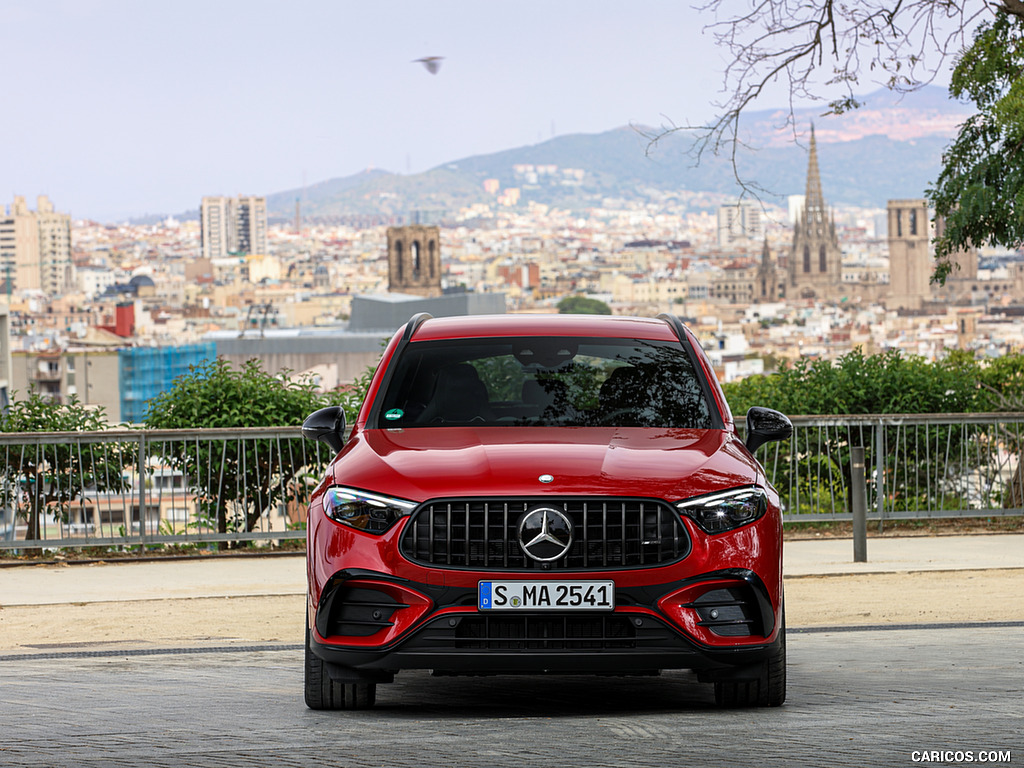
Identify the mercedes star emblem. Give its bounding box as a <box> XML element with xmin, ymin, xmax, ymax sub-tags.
<box><xmin>518</xmin><ymin>507</ymin><xmax>573</xmax><ymax>562</ymax></box>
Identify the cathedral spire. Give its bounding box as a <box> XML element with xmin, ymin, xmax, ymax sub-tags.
<box><xmin>804</xmin><ymin>124</ymin><xmax>825</xmax><ymax>214</ymax></box>
<box><xmin>788</xmin><ymin>122</ymin><xmax>842</xmax><ymax>300</ymax></box>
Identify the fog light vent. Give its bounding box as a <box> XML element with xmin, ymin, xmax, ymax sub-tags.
<box><xmin>328</xmin><ymin>586</ymin><xmax>408</xmax><ymax>637</ymax></box>
<box><xmin>688</xmin><ymin>587</ymin><xmax>763</xmax><ymax>637</ymax></box>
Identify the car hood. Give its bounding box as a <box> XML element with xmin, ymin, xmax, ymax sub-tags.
<box><xmin>330</xmin><ymin>427</ymin><xmax>762</xmax><ymax>502</ymax></box>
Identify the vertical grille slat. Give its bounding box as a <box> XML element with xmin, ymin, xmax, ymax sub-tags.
<box><xmin>582</xmin><ymin>501</ymin><xmax>590</xmax><ymax>568</ymax></box>
<box><xmin>446</xmin><ymin>503</ymin><xmax>452</xmax><ymax>566</ymax></box>
<box><xmin>401</xmin><ymin>498</ymin><xmax>689</xmax><ymax>571</ymax></box>
<box><xmin>482</xmin><ymin>502</ymin><xmax>490</xmax><ymax>568</ymax></box>
<box><xmin>502</xmin><ymin>503</ymin><xmax>509</xmax><ymax>568</ymax></box>
<box><xmin>639</xmin><ymin>502</ymin><xmax>646</xmax><ymax>566</ymax></box>
<box><xmin>671</xmin><ymin>505</ymin><xmax>679</xmax><ymax>560</ymax></box>
<box><xmin>602</xmin><ymin>502</ymin><xmax>609</xmax><ymax>567</ymax></box>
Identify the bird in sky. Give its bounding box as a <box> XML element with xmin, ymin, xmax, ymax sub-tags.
<box><xmin>414</xmin><ymin>56</ymin><xmax>444</xmax><ymax>75</ymax></box>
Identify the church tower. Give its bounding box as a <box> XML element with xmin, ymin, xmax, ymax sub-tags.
<box><xmin>887</xmin><ymin>199</ymin><xmax>932</xmax><ymax>310</ymax></box>
<box><xmin>757</xmin><ymin>237</ymin><xmax>781</xmax><ymax>301</ymax></box>
<box><xmin>387</xmin><ymin>225</ymin><xmax>442</xmax><ymax>297</ymax></box>
<box><xmin>788</xmin><ymin>126</ymin><xmax>843</xmax><ymax>300</ymax></box>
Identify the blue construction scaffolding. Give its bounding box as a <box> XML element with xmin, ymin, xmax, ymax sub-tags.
<box><xmin>119</xmin><ymin>343</ymin><xmax>216</xmax><ymax>424</ymax></box>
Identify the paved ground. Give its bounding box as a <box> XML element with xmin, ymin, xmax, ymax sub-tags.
<box><xmin>0</xmin><ymin>535</ymin><xmax>1021</xmax><ymax>767</ymax></box>
<box><xmin>0</xmin><ymin>627</ymin><xmax>1020</xmax><ymax>767</ymax></box>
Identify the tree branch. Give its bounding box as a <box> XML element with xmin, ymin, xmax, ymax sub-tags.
<box><xmin>647</xmin><ymin>1</ymin><xmax>990</xmax><ymax>201</ymax></box>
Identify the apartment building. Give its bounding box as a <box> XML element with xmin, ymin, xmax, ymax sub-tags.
<box><xmin>0</xmin><ymin>305</ymin><xmax>10</xmax><ymax>412</ymax></box>
<box><xmin>0</xmin><ymin>195</ymin><xmax>73</xmax><ymax>296</ymax></box>
<box><xmin>200</xmin><ymin>195</ymin><xmax>268</xmax><ymax>259</ymax></box>
<box><xmin>716</xmin><ymin>201</ymin><xmax>765</xmax><ymax>248</ymax></box>
<box><xmin>10</xmin><ymin>342</ymin><xmax>215</xmax><ymax>424</ymax></box>
<box><xmin>10</xmin><ymin>348</ymin><xmax>120</xmax><ymax>416</ymax></box>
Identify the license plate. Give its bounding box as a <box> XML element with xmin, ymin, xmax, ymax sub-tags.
<box><xmin>478</xmin><ymin>580</ymin><xmax>615</xmax><ymax>611</ymax></box>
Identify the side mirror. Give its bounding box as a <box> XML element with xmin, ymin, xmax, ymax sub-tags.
<box><xmin>302</xmin><ymin>406</ymin><xmax>347</xmax><ymax>453</ymax></box>
<box><xmin>745</xmin><ymin>407</ymin><xmax>792</xmax><ymax>453</ymax></box>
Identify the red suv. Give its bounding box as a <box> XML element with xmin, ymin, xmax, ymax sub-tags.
<box><xmin>302</xmin><ymin>313</ymin><xmax>792</xmax><ymax>710</ymax></box>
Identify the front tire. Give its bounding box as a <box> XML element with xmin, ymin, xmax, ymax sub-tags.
<box><xmin>714</xmin><ymin>616</ymin><xmax>786</xmax><ymax>708</ymax></box>
<box><xmin>304</xmin><ymin>625</ymin><xmax>377</xmax><ymax>710</ymax></box>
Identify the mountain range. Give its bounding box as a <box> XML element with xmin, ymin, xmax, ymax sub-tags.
<box><xmin>262</xmin><ymin>86</ymin><xmax>974</xmax><ymax>223</ymax></box>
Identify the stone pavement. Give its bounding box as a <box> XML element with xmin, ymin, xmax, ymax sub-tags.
<box><xmin>2</xmin><ymin>627</ymin><xmax>1021</xmax><ymax>767</ymax></box>
<box><xmin>1</xmin><ymin>536</ymin><xmax>1021</xmax><ymax>767</ymax></box>
<box><xmin>1</xmin><ymin>533</ymin><xmax>1021</xmax><ymax>607</ymax></box>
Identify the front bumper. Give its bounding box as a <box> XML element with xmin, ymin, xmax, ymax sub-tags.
<box><xmin>308</xmin><ymin>567</ymin><xmax>781</xmax><ymax>683</ymax></box>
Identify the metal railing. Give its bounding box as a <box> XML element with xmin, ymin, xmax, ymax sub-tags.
<box><xmin>2</xmin><ymin>414</ymin><xmax>1022</xmax><ymax>551</ymax></box>
<box><xmin>746</xmin><ymin>413</ymin><xmax>1024</xmax><ymax>523</ymax></box>
<box><xmin>0</xmin><ymin>427</ymin><xmax>334</xmax><ymax>551</ymax></box>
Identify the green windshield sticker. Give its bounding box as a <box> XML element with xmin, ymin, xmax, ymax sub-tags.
<box><xmin>384</xmin><ymin>409</ymin><xmax>404</xmax><ymax>421</ymax></box>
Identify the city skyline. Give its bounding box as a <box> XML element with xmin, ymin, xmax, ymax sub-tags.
<box><xmin>0</xmin><ymin>1</ymin><xmax>954</xmax><ymax>223</ymax></box>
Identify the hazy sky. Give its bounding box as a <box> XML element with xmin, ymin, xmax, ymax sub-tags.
<box><xmin>0</xmin><ymin>1</ymin><xmax>934</xmax><ymax>222</ymax></box>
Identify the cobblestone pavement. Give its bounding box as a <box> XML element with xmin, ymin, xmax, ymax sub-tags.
<box><xmin>1</xmin><ymin>626</ymin><xmax>1021</xmax><ymax>768</ymax></box>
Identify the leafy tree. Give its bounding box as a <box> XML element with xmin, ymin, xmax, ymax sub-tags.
<box><xmin>929</xmin><ymin>9</ymin><xmax>1024</xmax><ymax>282</ymax></box>
<box><xmin>974</xmin><ymin>352</ymin><xmax>1024</xmax><ymax>507</ymax></box>
<box><xmin>723</xmin><ymin>348</ymin><xmax>981</xmax><ymax>416</ymax></box>
<box><xmin>0</xmin><ymin>393</ymin><xmax>129</xmax><ymax>542</ymax></box>
<box><xmin>660</xmin><ymin>2</ymin><xmax>1024</xmax><ymax>278</ymax></box>
<box><xmin>728</xmin><ymin>349</ymin><xmax>1024</xmax><ymax>515</ymax></box>
<box><xmin>976</xmin><ymin>352</ymin><xmax>1024</xmax><ymax>409</ymax></box>
<box><xmin>724</xmin><ymin>349</ymin><xmax>985</xmax><ymax>516</ymax></box>
<box><xmin>143</xmin><ymin>359</ymin><xmax>339</xmax><ymax>538</ymax></box>
<box><xmin>557</xmin><ymin>295</ymin><xmax>612</xmax><ymax>315</ymax></box>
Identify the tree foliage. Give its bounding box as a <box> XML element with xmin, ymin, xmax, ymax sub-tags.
<box><xmin>929</xmin><ymin>9</ymin><xmax>1024</xmax><ymax>281</ymax></box>
<box><xmin>0</xmin><ymin>393</ymin><xmax>129</xmax><ymax>541</ymax></box>
<box><xmin>724</xmin><ymin>349</ymin><xmax>1024</xmax><ymax>516</ymax></box>
<box><xmin>557</xmin><ymin>295</ymin><xmax>612</xmax><ymax>315</ymax></box>
<box><xmin>143</xmin><ymin>359</ymin><xmax>339</xmax><ymax>536</ymax></box>
<box><xmin>144</xmin><ymin>358</ymin><xmax>332</xmax><ymax>430</ymax></box>
<box><xmin>723</xmin><ymin>348</ymin><xmax>981</xmax><ymax>416</ymax></box>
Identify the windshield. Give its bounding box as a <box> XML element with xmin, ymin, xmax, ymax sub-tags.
<box><xmin>374</xmin><ymin>335</ymin><xmax>713</xmax><ymax>429</ymax></box>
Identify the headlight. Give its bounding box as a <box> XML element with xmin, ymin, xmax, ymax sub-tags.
<box><xmin>321</xmin><ymin>487</ymin><xmax>417</xmax><ymax>534</ymax></box>
<box><xmin>676</xmin><ymin>487</ymin><xmax>767</xmax><ymax>534</ymax></box>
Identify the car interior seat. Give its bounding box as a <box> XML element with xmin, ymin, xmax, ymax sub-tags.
<box><xmin>418</xmin><ymin>363</ymin><xmax>494</xmax><ymax>424</ymax></box>
<box><xmin>521</xmin><ymin>378</ymin><xmax>570</xmax><ymax>422</ymax></box>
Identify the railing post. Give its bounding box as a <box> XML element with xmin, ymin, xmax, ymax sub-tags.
<box><xmin>851</xmin><ymin>446</ymin><xmax>867</xmax><ymax>562</ymax></box>
<box><xmin>138</xmin><ymin>431</ymin><xmax>147</xmax><ymax>547</ymax></box>
<box><xmin>875</xmin><ymin>419</ymin><xmax>885</xmax><ymax>533</ymax></box>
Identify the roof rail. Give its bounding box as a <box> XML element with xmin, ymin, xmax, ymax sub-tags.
<box><xmin>656</xmin><ymin>312</ymin><xmax>687</xmax><ymax>343</ymax></box>
<box><xmin>402</xmin><ymin>312</ymin><xmax>433</xmax><ymax>342</ymax></box>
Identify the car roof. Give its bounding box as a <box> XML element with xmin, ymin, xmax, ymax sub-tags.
<box><xmin>409</xmin><ymin>313</ymin><xmax>681</xmax><ymax>343</ymax></box>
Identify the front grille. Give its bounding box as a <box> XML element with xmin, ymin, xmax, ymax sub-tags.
<box><xmin>399</xmin><ymin>498</ymin><xmax>690</xmax><ymax>570</ymax></box>
<box><xmin>455</xmin><ymin>614</ymin><xmax>637</xmax><ymax>650</ymax></box>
